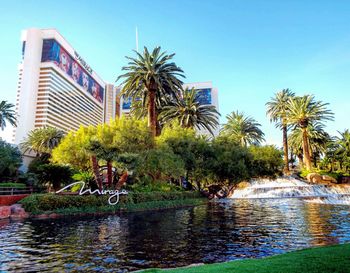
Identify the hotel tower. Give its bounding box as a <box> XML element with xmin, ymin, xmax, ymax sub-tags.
<box><xmin>14</xmin><ymin>28</ymin><xmax>115</xmax><ymax>145</ymax></box>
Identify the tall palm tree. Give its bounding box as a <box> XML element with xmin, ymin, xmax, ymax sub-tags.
<box><xmin>287</xmin><ymin>95</ymin><xmax>334</xmax><ymax>170</ymax></box>
<box><xmin>0</xmin><ymin>100</ymin><xmax>17</xmax><ymax>130</ymax></box>
<box><xmin>266</xmin><ymin>89</ymin><xmax>295</xmax><ymax>173</ymax></box>
<box><xmin>288</xmin><ymin>122</ymin><xmax>331</xmax><ymax>168</ymax></box>
<box><xmin>221</xmin><ymin>111</ymin><xmax>265</xmax><ymax>147</ymax></box>
<box><xmin>21</xmin><ymin>126</ymin><xmax>65</xmax><ymax>156</ymax></box>
<box><xmin>160</xmin><ymin>88</ymin><xmax>220</xmax><ymax>136</ymax></box>
<box><xmin>117</xmin><ymin>46</ymin><xmax>185</xmax><ymax>137</ymax></box>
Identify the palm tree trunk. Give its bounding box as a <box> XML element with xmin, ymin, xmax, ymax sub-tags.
<box><xmin>282</xmin><ymin>124</ymin><xmax>289</xmax><ymax>173</ymax></box>
<box><xmin>107</xmin><ymin>160</ymin><xmax>113</xmax><ymax>187</ymax></box>
<box><xmin>297</xmin><ymin>153</ymin><xmax>304</xmax><ymax>168</ymax></box>
<box><xmin>148</xmin><ymin>88</ymin><xmax>157</xmax><ymax>137</ymax></box>
<box><xmin>91</xmin><ymin>155</ymin><xmax>102</xmax><ymax>190</ymax></box>
<box><xmin>115</xmin><ymin>172</ymin><xmax>128</xmax><ymax>190</ymax></box>
<box><xmin>156</xmin><ymin>113</ymin><xmax>162</xmax><ymax>136</ymax></box>
<box><xmin>302</xmin><ymin>128</ymin><xmax>312</xmax><ymax>170</ymax></box>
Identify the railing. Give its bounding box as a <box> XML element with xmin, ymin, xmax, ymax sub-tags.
<box><xmin>0</xmin><ymin>187</ymin><xmax>33</xmax><ymax>196</ymax></box>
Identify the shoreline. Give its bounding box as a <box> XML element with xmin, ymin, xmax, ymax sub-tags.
<box><xmin>6</xmin><ymin>197</ymin><xmax>207</xmax><ymax>221</ymax></box>
<box><xmin>136</xmin><ymin>243</ymin><xmax>350</xmax><ymax>273</ymax></box>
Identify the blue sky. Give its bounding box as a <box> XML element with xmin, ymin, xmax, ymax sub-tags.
<box><xmin>1</xmin><ymin>0</ymin><xmax>350</xmax><ymax>145</ymax></box>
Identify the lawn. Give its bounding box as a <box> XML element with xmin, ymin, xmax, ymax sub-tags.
<box><xmin>140</xmin><ymin>243</ymin><xmax>350</xmax><ymax>273</ymax></box>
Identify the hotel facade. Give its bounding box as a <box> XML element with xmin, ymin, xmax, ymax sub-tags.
<box><xmin>14</xmin><ymin>28</ymin><xmax>219</xmax><ymax>147</ymax></box>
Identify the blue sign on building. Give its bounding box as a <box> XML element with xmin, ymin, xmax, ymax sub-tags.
<box><xmin>196</xmin><ymin>88</ymin><xmax>212</xmax><ymax>105</ymax></box>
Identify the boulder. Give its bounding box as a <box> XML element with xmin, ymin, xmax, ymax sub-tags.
<box><xmin>10</xmin><ymin>204</ymin><xmax>29</xmax><ymax>219</ymax></box>
<box><xmin>306</xmin><ymin>173</ymin><xmax>323</xmax><ymax>184</ymax></box>
<box><xmin>0</xmin><ymin>206</ymin><xmax>11</xmax><ymax>219</ymax></box>
<box><xmin>322</xmin><ymin>175</ymin><xmax>338</xmax><ymax>184</ymax></box>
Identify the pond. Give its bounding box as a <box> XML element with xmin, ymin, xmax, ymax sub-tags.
<box><xmin>1</xmin><ymin>199</ymin><xmax>350</xmax><ymax>272</ymax></box>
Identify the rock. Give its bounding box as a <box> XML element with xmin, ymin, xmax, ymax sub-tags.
<box><xmin>306</xmin><ymin>173</ymin><xmax>323</xmax><ymax>184</ymax></box>
<box><xmin>10</xmin><ymin>204</ymin><xmax>29</xmax><ymax>219</ymax></box>
<box><xmin>10</xmin><ymin>204</ymin><xmax>24</xmax><ymax>214</ymax></box>
<box><xmin>340</xmin><ymin>176</ymin><xmax>350</xmax><ymax>184</ymax></box>
<box><xmin>322</xmin><ymin>175</ymin><xmax>338</xmax><ymax>184</ymax></box>
<box><xmin>33</xmin><ymin>214</ymin><xmax>49</xmax><ymax>219</ymax></box>
<box><xmin>236</xmin><ymin>181</ymin><xmax>251</xmax><ymax>189</ymax></box>
<box><xmin>0</xmin><ymin>206</ymin><xmax>11</xmax><ymax>219</ymax></box>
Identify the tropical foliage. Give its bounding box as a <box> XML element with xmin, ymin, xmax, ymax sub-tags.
<box><xmin>0</xmin><ymin>140</ymin><xmax>22</xmax><ymax>179</ymax></box>
<box><xmin>117</xmin><ymin>46</ymin><xmax>185</xmax><ymax>137</ymax></box>
<box><xmin>266</xmin><ymin>89</ymin><xmax>295</xmax><ymax>172</ymax></box>
<box><xmin>286</xmin><ymin>95</ymin><xmax>334</xmax><ymax>170</ymax></box>
<box><xmin>0</xmin><ymin>100</ymin><xmax>16</xmax><ymax>130</ymax></box>
<box><xmin>21</xmin><ymin>126</ymin><xmax>65</xmax><ymax>155</ymax></box>
<box><xmin>160</xmin><ymin>87</ymin><xmax>220</xmax><ymax>135</ymax></box>
<box><xmin>221</xmin><ymin>111</ymin><xmax>265</xmax><ymax>146</ymax></box>
<box><xmin>335</xmin><ymin>129</ymin><xmax>350</xmax><ymax>172</ymax></box>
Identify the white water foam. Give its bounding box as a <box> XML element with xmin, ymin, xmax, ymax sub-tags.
<box><xmin>230</xmin><ymin>176</ymin><xmax>350</xmax><ymax>205</ymax></box>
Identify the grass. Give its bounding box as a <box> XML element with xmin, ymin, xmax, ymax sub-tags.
<box><xmin>139</xmin><ymin>243</ymin><xmax>350</xmax><ymax>273</ymax></box>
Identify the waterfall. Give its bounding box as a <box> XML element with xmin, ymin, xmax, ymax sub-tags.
<box><xmin>229</xmin><ymin>177</ymin><xmax>350</xmax><ymax>205</ymax></box>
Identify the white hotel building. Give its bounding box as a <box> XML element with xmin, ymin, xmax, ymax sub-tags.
<box><xmin>14</xmin><ymin>28</ymin><xmax>219</xmax><ymax>148</ymax></box>
<box><xmin>14</xmin><ymin>28</ymin><xmax>113</xmax><ymax>144</ymax></box>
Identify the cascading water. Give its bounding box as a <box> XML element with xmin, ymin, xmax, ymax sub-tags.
<box><xmin>229</xmin><ymin>177</ymin><xmax>350</xmax><ymax>205</ymax></box>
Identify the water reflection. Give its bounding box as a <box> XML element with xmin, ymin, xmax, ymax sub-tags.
<box><xmin>1</xmin><ymin>199</ymin><xmax>350</xmax><ymax>272</ymax></box>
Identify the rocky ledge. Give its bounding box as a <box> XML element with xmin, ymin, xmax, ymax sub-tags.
<box><xmin>0</xmin><ymin>204</ymin><xmax>29</xmax><ymax>220</ymax></box>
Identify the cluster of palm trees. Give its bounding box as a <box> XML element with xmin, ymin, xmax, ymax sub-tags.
<box><xmin>117</xmin><ymin>47</ymin><xmax>220</xmax><ymax>137</ymax></box>
<box><xmin>3</xmin><ymin>45</ymin><xmax>348</xmax><ymax>177</ymax></box>
<box><xmin>266</xmin><ymin>89</ymin><xmax>334</xmax><ymax>172</ymax></box>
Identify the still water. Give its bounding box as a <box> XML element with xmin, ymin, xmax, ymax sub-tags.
<box><xmin>1</xmin><ymin>199</ymin><xmax>350</xmax><ymax>272</ymax></box>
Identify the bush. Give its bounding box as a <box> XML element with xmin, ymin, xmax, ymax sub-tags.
<box><xmin>248</xmin><ymin>145</ymin><xmax>283</xmax><ymax>177</ymax></box>
<box><xmin>35</xmin><ymin>163</ymin><xmax>74</xmax><ymax>191</ymax></box>
<box><xmin>299</xmin><ymin>169</ymin><xmax>344</xmax><ymax>180</ymax></box>
<box><xmin>128</xmin><ymin>178</ymin><xmax>181</xmax><ymax>192</ymax></box>
<box><xmin>210</xmin><ymin>137</ymin><xmax>251</xmax><ymax>185</ymax></box>
<box><xmin>0</xmin><ymin>140</ymin><xmax>22</xmax><ymax>179</ymax></box>
<box><xmin>136</xmin><ymin>147</ymin><xmax>185</xmax><ymax>181</ymax></box>
<box><xmin>0</xmin><ymin>182</ymin><xmax>26</xmax><ymax>189</ymax></box>
<box><xmin>18</xmin><ymin>172</ymin><xmax>40</xmax><ymax>188</ymax></box>
<box><xmin>19</xmin><ymin>191</ymin><xmax>202</xmax><ymax>213</ymax></box>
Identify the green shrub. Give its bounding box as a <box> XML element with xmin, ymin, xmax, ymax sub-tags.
<box><xmin>128</xmin><ymin>178</ymin><xmax>181</xmax><ymax>192</ymax></box>
<box><xmin>0</xmin><ymin>182</ymin><xmax>26</xmax><ymax>188</ymax></box>
<box><xmin>0</xmin><ymin>140</ymin><xmax>22</xmax><ymax>179</ymax></box>
<box><xmin>299</xmin><ymin>169</ymin><xmax>343</xmax><ymax>180</ymax></box>
<box><xmin>248</xmin><ymin>145</ymin><xmax>283</xmax><ymax>177</ymax></box>
<box><xmin>19</xmin><ymin>191</ymin><xmax>202</xmax><ymax>213</ymax></box>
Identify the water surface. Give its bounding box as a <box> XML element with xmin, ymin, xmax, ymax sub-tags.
<box><xmin>1</xmin><ymin>199</ymin><xmax>350</xmax><ymax>272</ymax></box>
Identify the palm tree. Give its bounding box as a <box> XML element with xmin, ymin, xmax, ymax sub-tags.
<box><xmin>21</xmin><ymin>126</ymin><xmax>65</xmax><ymax>156</ymax></box>
<box><xmin>288</xmin><ymin>122</ymin><xmax>331</xmax><ymax>168</ymax></box>
<box><xmin>129</xmin><ymin>94</ymin><xmax>172</xmax><ymax>135</ymax></box>
<box><xmin>117</xmin><ymin>46</ymin><xmax>185</xmax><ymax>137</ymax></box>
<box><xmin>0</xmin><ymin>100</ymin><xmax>17</xmax><ymax>130</ymax></box>
<box><xmin>160</xmin><ymin>88</ymin><xmax>220</xmax><ymax>136</ymax></box>
<box><xmin>266</xmin><ymin>89</ymin><xmax>295</xmax><ymax>173</ymax></box>
<box><xmin>287</xmin><ymin>95</ymin><xmax>334</xmax><ymax>170</ymax></box>
<box><xmin>221</xmin><ymin>111</ymin><xmax>265</xmax><ymax>147</ymax></box>
<box><xmin>335</xmin><ymin>129</ymin><xmax>350</xmax><ymax>172</ymax></box>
